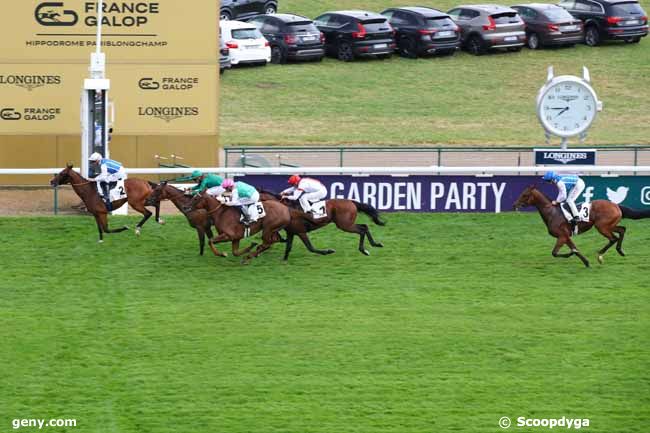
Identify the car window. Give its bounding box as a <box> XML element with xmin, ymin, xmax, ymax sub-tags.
<box><xmin>360</xmin><ymin>18</ymin><xmax>391</xmax><ymax>32</ymax></box>
<box><xmin>286</xmin><ymin>22</ymin><xmax>319</xmax><ymax>34</ymax></box>
<box><xmin>558</xmin><ymin>0</ymin><xmax>576</xmax><ymax>9</ymax></box>
<box><xmin>314</xmin><ymin>14</ymin><xmax>332</xmax><ymax>27</ymax></box>
<box><xmin>574</xmin><ymin>1</ymin><xmax>593</xmax><ymax>11</ymax></box>
<box><xmin>262</xmin><ymin>20</ymin><xmax>280</xmax><ymax>33</ymax></box>
<box><xmin>459</xmin><ymin>9</ymin><xmax>480</xmax><ymax>20</ymax></box>
<box><xmin>447</xmin><ymin>9</ymin><xmax>461</xmax><ymax>19</ymax></box>
<box><xmin>491</xmin><ymin>12</ymin><xmax>522</xmax><ymax>24</ymax></box>
<box><xmin>389</xmin><ymin>11</ymin><xmax>409</xmax><ymax>25</ymax></box>
<box><xmin>544</xmin><ymin>7</ymin><xmax>575</xmax><ymax>20</ymax></box>
<box><xmin>610</xmin><ymin>2</ymin><xmax>644</xmax><ymax>15</ymax></box>
<box><xmin>231</xmin><ymin>28</ymin><xmax>263</xmax><ymax>39</ymax></box>
<box><xmin>426</xmin><ymin>16</ymin><xmax>456</xmax><ymax>28</ymax></box>
<box><xmin>381</xmin><ymin>10</ymin><xmax>394</xmax><ymax>20</ymax></box>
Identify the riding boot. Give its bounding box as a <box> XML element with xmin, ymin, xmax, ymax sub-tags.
<box><xmin>101</xmin><ymin>182</ymin><xmax>112</xmax><ymax>211</ymax></box>
<box><xmin>239</xmin><ymin>206</ymin><xmax>250</xmax><ymax>225</ymax></box>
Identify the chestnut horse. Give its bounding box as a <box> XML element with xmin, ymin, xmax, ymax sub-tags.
<box><xmin>189</xmin><ymin>192</ymin><xmax>290</xmax><ymax>264</ymax></box>
<box><xmin>50</xmin><ymin>164</ymin><xmax>163</xmax><ymax>242</ymax></box>
<box><xmin>259</xmin><ymin>190</ymin><xmax>385</xmax><ymax>259</ymax></box>
<box><xmin>145</xmin><ymin>182</ymin><xmax>224</xmax><ymax>257</ymax></box>
<box><xmin>513</xmin><ymin>185</ymin><xmax>650</xmax><ymax>267</ymax></box>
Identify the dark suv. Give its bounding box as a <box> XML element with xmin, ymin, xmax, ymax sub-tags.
<box><xmin>512</xmin><ymin>4</ymin><xmax>584</xmax><ymax>48</ymax></box>
<box><xmin>248</xmin><ymin>14</ymin><xmax>325</xmax><ymax>63</ymax></box>
<box><xmin>220</xmin><ymin>0</ymin><xmax>278</xmax><ymax>21</ymax></box>
<box><xmin>559</xmin><ymin>0</ymin><xmax>648</xmax><ymax>45</ymax></box>
<box><xmin>381</xmin><ymin>7</ymin><xmax>461</xmax><ymax>57</ymax></box>
<box><xmin>314</xmin><ymin>10</ymin><xmax>396</xmax><ymax>61</ymax></box>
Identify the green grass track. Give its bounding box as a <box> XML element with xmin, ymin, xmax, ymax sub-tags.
<box><xmin>1</xmin><ymin>213</ymin><xmax>649</xmax><ymax>432</ymax></box>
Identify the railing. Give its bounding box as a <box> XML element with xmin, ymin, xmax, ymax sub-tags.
<box><xmin>223</xmin><ymin>145</ymin><xmax>650</xmax><ymax>169</ymax></box>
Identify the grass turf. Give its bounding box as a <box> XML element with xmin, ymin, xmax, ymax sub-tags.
<box><xmin>220</xmin><ymin>0</ymin><xmax>650</xmax><ymax>146</ymax></box>
<box><xmin>1</xmin><ymin>213</ymin><xmax>649</xmax><ymax>432</ymax></box>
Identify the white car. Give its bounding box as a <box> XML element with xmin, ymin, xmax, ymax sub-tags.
<box><xmin>220</xmin><ymin>20</ymin><xmax>271</xmax><ymax>66</ymax></box>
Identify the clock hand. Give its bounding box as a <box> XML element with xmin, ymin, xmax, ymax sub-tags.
<box><xmin>549</xmin><ymin>107</ymin><xmax>565</xmax><ymax>110</ymax></box>
<box><xmin>555</xmin><ymin>107</ymin><xmax>570</xmax><ymax>118</ymax></box>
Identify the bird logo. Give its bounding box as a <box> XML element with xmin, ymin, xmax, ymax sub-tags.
<box><xmin>606</xmin><ymin>186</ymin><xmax>629</xmax><ymax>204</ymax></box>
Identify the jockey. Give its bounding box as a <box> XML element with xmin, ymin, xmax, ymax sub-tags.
<box><xmin>543</xmin><ymin>171</ymin><xmax>586</xmax><ymax>224</ymax></box>
<box><xmin>88</xmin><ymin>152</ymin><xmax>125</xmax><ymax>211</ymax></box>
<box><xmin>221</xmin><ymin>178</ymin><xmax>260</xmax><ymax>225</ymax></box>
<box><xmin>280</xmin><ymin>174</ymin><xmax>327</xmax><ymax>213</ymax></box>
<box><xmin>189</xmin><ymin>170</ymin><xmax>224</xmax><ymax>196</ymax></box>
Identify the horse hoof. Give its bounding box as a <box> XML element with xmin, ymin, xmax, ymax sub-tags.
<box><xmin>361</xmin><ymin>249</ymin><xmax>370</xmax><ymax>256</ymax></box>
<box><xmin>98</xmin><ymin>240</ymin><xmax>104</xmax><ymax>244</ymax></box>
<box><xmin>617</xmin><ymin>249</ymin><xmax>626</xmax><ymax>257</ymax></box>
<box><xmin>375</xmin><ymin>242</ymin><xmax>384</xmax><ymax>248</ymax></box>
<box><xmin>326</xmin><ymin>249</ymin><xmax>336</xmax><ymax>254</ymax></box>
<box><xmin>135</xmin><ymin>228</ymin><xmax>141</xmax><ymax>236</ymax></box>
<box><xmin>158</xmin><ymin>219</ymin><xmax>166</xmax><ymax>225</ymax></box>
<box><xmin>597</xmin><ymin>255</ymin><xmax>604</xmax><ymax>264</ymax></box>
<box><xmin>220</xmin><ymin>252</ymin><xmax>228</xmax><ymax>258</ymax></box>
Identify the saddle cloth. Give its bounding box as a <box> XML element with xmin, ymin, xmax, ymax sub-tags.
<box><xmin>240</xmin><ymin>202</ymin><xmax>266</xmax><ymax>223</ymax></box>
<box><xmin>97</xmin><ymin>179</ymin><xmax>127</xmax><ymax>202</ymax></box>
<box><xmin>560</xmin><ymin>202</ymin><xmax>591</xmax><ymax>223</ymax></box>
<box><xmin>310</xmin><ymin>200</ymin><xmax>327</xmax><ymax>219</ymax></box>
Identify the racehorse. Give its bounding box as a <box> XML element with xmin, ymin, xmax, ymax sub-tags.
<box><xmin>513</xmin><ymin>185</ymin><xmax>650</xmax><ymax>267</ymax></box>
<box><xmin>189</xmin><ymin>192</ymin><xmax>291</xmax><ymax>264</ymax></box>
<box><xmin>145</xmin><ymin>182</ymin><xmax>224</xmax><ymax>257</ymax></box>
<box><xmin>259</xmin><ymin>190</ymin><xmax>385</xmax><ymax>259</ymax></box>
<box><xmin>50</xmin><ymin>164</ymin><xmax>163</xmax><ymax>242</ymax></box>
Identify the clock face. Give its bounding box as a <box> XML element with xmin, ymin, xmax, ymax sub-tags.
<box><xmin>538</xmin><ymin>79</ymin><xmax>598</xmax><ymax>138</ymax></box>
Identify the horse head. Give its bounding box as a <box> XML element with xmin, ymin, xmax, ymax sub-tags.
<box><xmin>513</xmin><ymin>185</ymin><xmax>539</xmax><ymax>210</ymax></box>
<box><xmin>145</xmin><ymin>181</ymin><xmax>167</xmax><ymax>206</ymax></box>
<box><xmin>50</xmin><ymin>163</ymin><xmax>75</xmax><ymax>187</ymax></box>
<box><xmin>184</xmin><ymin>192</ymin><xmax>206</xmax><ymax>213</ymax></box>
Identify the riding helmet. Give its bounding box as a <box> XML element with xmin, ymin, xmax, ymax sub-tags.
<box><xmin>288</xmin><ymin>175</ymin><xmax>301</xmax><ymax>185</ymax></box>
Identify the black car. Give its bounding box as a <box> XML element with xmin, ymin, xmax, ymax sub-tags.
<box><xmin>220</xmin><ymin>0</ymin><xmax>278</xmax><ymax>21</ymax></box>
<box><xmin>511</xmin><ymin>4</ymin><xmax>584</xmax><ymax>49</ymax></box>
<box><xmin>248</xmin><ymin>14</ymin><xmax>325</xmax><ymax>63</ymax></box>
<box><xmin>381</xmin><ymin>7</ymin><xmax>461</xmax><ymax>57</ymax></box>
<box><xmin>558</xmin><ymin>0</ymin><xmax>648</xmax><ymax>45</ymax></box>
<box><xmin>314</xmin><ymin>10</ymin><xmax>396</xmax><ymax>61</ymax></box>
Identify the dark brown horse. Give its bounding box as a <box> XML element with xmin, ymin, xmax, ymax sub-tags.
<box><xmin>145</xmin><ymin>182</ymin><xmax>224</xmax><ymax>257</ymax></box>
<box><xmin>190</xmin><ymin>192</ymin><xmax>291</xmax><ymax>264</ymax></box>
<box><xmin>50</xmin><ymin>164</ymin><xmax>163</xmax><ymax>242</ymax></box>
<box><xmin>259</xmin><ymin>190</ymin><xmax>385</xmax><ymax>259</ymax></box>
<box><xmin>513</xmin><ymin>185</ymin><xmax>650</xmax><ymax>267</ymax></box>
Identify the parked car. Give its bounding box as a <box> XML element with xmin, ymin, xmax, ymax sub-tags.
<box><xmin>219</xmin><ymin>20</ymin><xmax>271</xmax><ymax>66</ymax></box>
<box><xmin>447</xmin><ymin>5</ymin><xmax>527</xmax><ymax>54</ymax></box>
<box><xmin>511</xmin><ymin>4</ymin><xmax>584</xmax><ymax>48</ymax></box>
<box><xmin>558</xmin><ymin>0</ymin><xmax>648</xmax><ymax>45</ymax></box>
<box><xmin>219</xmin><ymin>29</ymin><xmax>232</xmax><ymax>74</ymax></box>
<box><xmin>220</xmin><ymin>0</ymin><xmax>278</xmax><ymax>21</ymax></box>
<box><xmin>380</xmin><ymin>7</ymin><xmax>461</xmax><ymax>57</ymax></box>
<box><xmin>248</xmin><ymin>14</ymin><xmax>325</xmax><ymax>63</ymax></box>
<box><xmin>313</xmin><ymin>10</ymin><xmax>396</xmax><ymax>61</ymax></box>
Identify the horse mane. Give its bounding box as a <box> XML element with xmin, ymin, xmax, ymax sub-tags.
<box><xmin>531</xmin><ymin>184</ymin><xmax>553</xmax><ymax>203</ymax></box>
<box><xmin>258</xmin><ymin>189</ymin><xmax>282</xmax><ymax>200</ymax></box>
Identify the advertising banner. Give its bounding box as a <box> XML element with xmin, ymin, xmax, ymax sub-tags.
<box><xmin>0</xmin><ymin>0</ymin><xmax>217</xmax><ymax>63</ymax></box>
<box><xmin>0</xmin><ymin>63</ymin><xmax>217</xmax><ymax>135</ymax></box>
<box><xmin>239</xmin><ymin>175</ymin><xmax>650</xmax><ymax>213</ymax></box>
<box><xmin>534</xmin><ymin>149</ymin><xmax>597</xmax><ymax>165</ymax></box>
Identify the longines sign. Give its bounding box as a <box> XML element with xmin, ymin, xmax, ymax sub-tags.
<box><xmin>0</xmin><ymin>1</ymin><xmax>217</xmax><ymax>63</ymax></box>
<box><xmin>534</xmin><ymin>149</ymin><xmax>597</xmax><ymax>165</ymax></box>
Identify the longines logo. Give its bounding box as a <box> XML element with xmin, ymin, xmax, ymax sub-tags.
<box><xmin>139</xmin><ymin>77</ymin><xmax>198</xmax><ymax>91</ymax></box>
<box><xmin>543</xmin><ymin>152</ymin><xmax>588</xmax><ymax>164</ymax></box>
<box><xmin>0</xmin><ymin>107</ymin><xmax>61</xmax><ymax>121</ymax></box>
<box><xmin>138</xmin><ymin>106</ymin><xmax>199</xmax><ymax>122</ymax></box>
<box><xmin>34</xmin><ymin>1</ymin><xmax>160</xmax><ymax>27</ymax></box>
<box><xmin>0</xmin><ymin>75</ymin><xmax>62</xmax><ymax>91</ymax></box>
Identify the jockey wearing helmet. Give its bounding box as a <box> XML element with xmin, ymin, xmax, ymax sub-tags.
<box><xmin>280</xmin><ymin>174</ymin><xmax>327</xmax><ymax>213</ymax></box>
<box><xmin>221</xmin><ymin>178</ymin><xmax>261</xmax><ymax>225</ymax></box>
<box><xmin>88</xmin><ymin>152</ymin><xmax>126</xmax><ymax>211</ymax></box>
<box><xmin>542</xmin><ymin>171</ymin><xmax>586</xmax><ymax>224</ymax></box>
<box><xmin>189</xmin><ymin>170</ymin><xmax>224</xmax><ymax>196</ymax></box>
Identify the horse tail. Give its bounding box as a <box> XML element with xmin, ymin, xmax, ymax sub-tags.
<box><xmin>353</xmin><ymin>201</ymin><xmax>386</xmax><ymax>226</ymax></box>
<box><xmin>620</xmin><ymin>205</ymin><xmax>650</xmax><ymax>220</ymax></box>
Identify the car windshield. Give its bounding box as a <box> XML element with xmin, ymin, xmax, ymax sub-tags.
<box><xmin>426</xmin><ymin>16</ymin><xmax>456</xmax><ymax>28</ymax></box>
<box><xmin>231</xmin><ymin>28</ymin><xmax>262</xmax><ymax>39</ymax></box>
<box><xmin>360</xmin><ymin>18</ymin><xmax>391</xmax><ymax>32</ymax></box>
<box><xmin>490</xmin><ymin>12</ymin><xmax>521</xmax><ymax>24</ymax></box>
<box><xmin>543</xmin><ymin>8</ymin><xmax>575</xmax><ymax>20</ymax></box>
<box><xmin>610</xmin><ymin>2</ymin><xmax>645</xmax><ymax>15</ymax></box>
<box><xmin>287</xmin><ymin>22</ymin><xmax>319</xmax><ymax>33</ymax></box>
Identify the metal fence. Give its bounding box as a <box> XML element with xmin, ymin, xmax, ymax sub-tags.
<box><xmin>223</xmin><ymin>145</ymin><xmax>650</xmax><ymax>169</ymax></box>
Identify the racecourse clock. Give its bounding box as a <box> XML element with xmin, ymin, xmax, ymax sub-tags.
<box><xmin>536</xmin><ymin>66</ymin><xmax>603</xmax><ymax>148</ymax></box>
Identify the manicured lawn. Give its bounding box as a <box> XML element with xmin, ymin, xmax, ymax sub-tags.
<box><xmin>1</xmin><ymin>213</ymin><xmax>649</xmax><ymax>432</ymax></box>
<box><xmin>219</xmin><ymin>0</ymin><xmax>650</xmax><ymax>146</ymax></box>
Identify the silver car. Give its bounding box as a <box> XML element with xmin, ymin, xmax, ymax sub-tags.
<box><xmin>448</xmin><ymin>4</ymin><xmax>526</xmax><ymax>54</ymax></box>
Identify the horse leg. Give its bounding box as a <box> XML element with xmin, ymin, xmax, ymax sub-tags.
<box><xmin>283</xmin><ymin>232</ymin><xmax>295</xmax><ymax>261</ymax></box>
<box><xmin>94</xmin><ymin>215</ymin><xmax>105</xmax><ymax>243</ymax></box>
<box><xmin>230</xmin><ymin>238</ymin><xmax>258</xmax><ymax>257</ymax></box>
<box><xmin>243</xmin><ymin>230</ymin><xmax>277</xmax><ymax>263</ymax></box>
<box><xmin>155</xmin><ymin>203</ymin><xmax>165</xmax><ymax>225</ymax></box>
<box><xmin>614</xmin><ymin>226</ymin><xmax>626</xmax><ymax>256</ymax></box>
<box><xmin>197</xmin><ymin>227</ymin><xmax>205</xmax><ymax>256</ymax></box>
<box><xmin>205</xmin><ymin>227</ymin><xmax>226</xmax><ymax>257</ymax></box>
<box><xmin>595</xmin><ymin>225</ymin><xmax>619</xmax><ymax>264</ymax></box>
<box><xmin>99</xmin><ymin>212</ymin><xmax>129</xmax><ymax>234</ymax></box>
<box><xmin>131</xmin><ymin>204</ymin><xmax>152</xmax><ymax>236</ymax></box>
<box><xmin>566</xmin><ymin>238</ymin><xmax>590</xmax><ymax>268</ymax></box>
<box><xmin>361</xmin><ymin>224</ymin><xmax>383</xmax><ymax>248</ymax></box>
<box><xmin>551</xmin><ymin>238</ymin><xmax>573</xmax><ymax>258</ymax></box>
<box><xmin>297</xmin><ymin>232</ymin><xmax>336</xmax><ymax>255</ymax></box>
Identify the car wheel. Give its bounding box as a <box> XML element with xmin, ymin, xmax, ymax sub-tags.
<box><xmin>527</xmin><ymin>33</ymin><xmax>540</xmax><ymax>50</ymax></box>
<box><xmin>220</xmin><ymin>10</ymin><xmax>232</xmax><ymax>21</ymax></box>
<box><xmin>398</xmin><ymin>37</ymin><xmax>418</xmax><ymax>59</ymax></box>
<box><xmin>337</xmin><ymin>42</ymin><xmax>354</xmax><ymax>62</ymax></box>
<box><xmin>271</xmin><ymin>46</ymin><xmax>285</xmax><ymax>64</ymax></box>
<box><xmin>585</xmin><ymin>26</ymin><xmax>600</xmax><ymax>46</ymax></box>
<box><xmin>466</xmin><ymin>35</ymin><xmax>485</xmax><ymax>55</ymax></box>
<box><xmin>264</xmin><ymin>3</ymin><xmax>277</xmax><ymax>14</ymax></box>
<box><xmin>624</xmin><ymin>37</ymin><xmax>641</xmax><ymax>43</ymax></box>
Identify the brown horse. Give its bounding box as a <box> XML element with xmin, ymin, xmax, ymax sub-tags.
<box><xmin>145</xmin><ymin>182</ymin><xmax>224</xmax><ymax>257</ymax></box>
<box><xmin>190</xmin><ymin>192</ymin><xmax>290</xmax><ymax>263</ymax></box>
<box><xmin>513</xmin><ymin>185</ymin><xmax>650</xmax><ymax>267</ymax></box>
<box><xmin>50</xmin><ymin>164</ymin><xmax>163</xmax><ymax>242</ymax></box>
<box><xmin>259</xmin><ymin>190</ymin><xmax>385</xmax><ymax>259</ymax></box>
